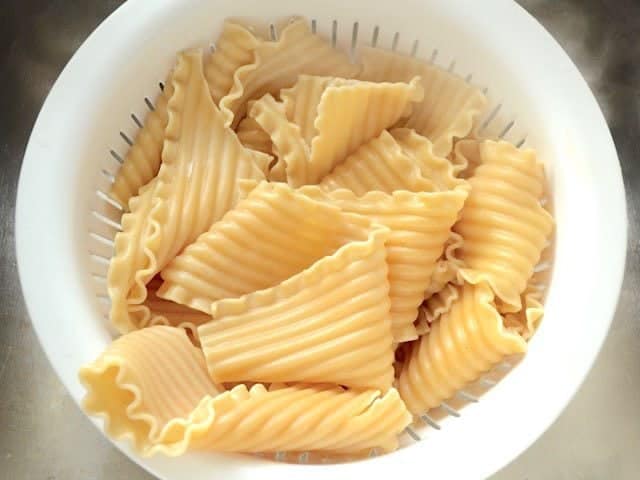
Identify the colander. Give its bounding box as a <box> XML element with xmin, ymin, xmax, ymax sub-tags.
<box><xmin>15</xmin><ymin>0</ymin><xmax>627</xmax><ymax>478</ymax></box>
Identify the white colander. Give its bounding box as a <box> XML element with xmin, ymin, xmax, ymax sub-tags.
<box><xmin>15</xmin><ymin>0</ymin><xmax>627</xmax><ymax>478</ymax></box>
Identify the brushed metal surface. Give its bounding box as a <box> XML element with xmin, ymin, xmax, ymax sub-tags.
<box><xmin>0</xmin><ymin>1</ymin><xmax>638</xmax><ymax>478</ymax></box>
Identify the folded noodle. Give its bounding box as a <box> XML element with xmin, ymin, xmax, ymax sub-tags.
<box><xmin>198</xmin><ymin>223</ymin><xmax>394</xmax><ymax>390</ymax></box>
<box><xmin>452</xmin><ymin>138</ymin><xmax>482</xmax><ymax>178</ymax></box>
<box><xmin>359</xmin><ymin>47</ymin><xmax>488</xmax><ymax>157</ymax></box>
<box><xmin>282</xmin><ymin>76</ymin><xmax>424</xmax><ymax>186</ymax></box>
<box><xmin>144</xmin><ymin>276</ymin><xmax>211</xmax><ymax>342</ymax></box>
<box><xmin>319</xmin><ymin>129</ymin><xmax>462</xmax><ymax>195</ymax></box>
<box><xmin>107</xmin><ymin>49</ymin><xmax>265</xmax><ymax>333</ymax></box>
<box><xmin>219</xmin><ymin>17</ymin><xmax>359</xmax><ymax>127</ymax></box>
<box><xmin>503</xmin><ymin>292</ymin><xmax>544</xmax><ymax>341</ymax></box>
<box><xmin>204</xmin><ymin>20</ymin><xmax>262</xmax><ymax>107</ymax></box>
<box><xmin>158</xmin><ymin>181</ymin><xmax>377</xmax><ymax>313</ymax></box>
<box><xmin>454</xmin><ymin>140</ymin><xmax>554</xmax><ymax>312</ymax></box>
<box><xmin>417</xmin><ymin>283</ymin><xmax>460</xmax><ymax>334</ymax></box>
<box><xmin>423</xmin><ymin>231</ymin><xmax>465</xmax><ymax>298</ymax></box>
<box><xmin>236</xmin><ymin>116</ymin><xmax>273</xmax><ymax>156</ymax></box>
<box><xmin>299</xmin><ymin>186</ymin><xmax>468</xmax><ymax>343</ymax></box>
<box><xmin>79</xmin><ymin>326</ymin><xmax>222</xmax><ymax>453</ymax></box>
<box><xmin>398</xmin><ymin>282</ymin><xmax>527</xmax><ymax>414</ymax></box>
<box><xmin>110</xmin><ymin>78</ymin><xmax>174</xmax><ymax>208</ymax></box>
<box><xmin>248</xmin><ymin>94</ymin><xmax>309</xmax><ymax>184</ymax></box>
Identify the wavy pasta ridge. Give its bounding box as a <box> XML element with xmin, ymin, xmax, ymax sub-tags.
<box><xmin>158</xmin><ymin>181</ymin><xmax>371</xmax><ymax>313</ymax></box>
<box><xmin>298</xmin><ymin>185</ymin><xmax>468</xmax><ymax>343</ymax></box>
<box><xmin>198</xmin><ymin>224</ymin><xmax>393</xmax><ymax>389</ymax></box>
<box><xmin>219</xmin><ymin>18</ymin><xmax>358</xmax><ymax>128</ymax></box>
<box><xmin>359</xmin><ymin>46</ymin><xmax>487</xmax><ymax>157</ymax></box>
<box><xmin>79</xmin><ymin>327</ymin><xmax>221</xmax><ymax>452</ymax></box>
<box><xmin>297</xmin><ymin>76</ymin><xmax>424</xmax><ymax>186</ymax></box>
<box><xmin>248</xmin><ymin>94</ymin><xmax>310</xmax><ymax>183</ymax></box>
<box><xmin>236</xmin><ymin>116</ymin><xmax>273</xmax><ymax>155</ymax></box>
<box><xmin>454</xmin><ymin>140</ymin><xmax>553</xmax><ymax>312</ymax></box>
<box><xmin>398</xmin><ymin>282</ymin><xmax>527</xmax><ymax>414</ymax></box>
<box><xmin>110</xmin><ymin>81</ymin><xmax>174</xmax><ymax>207</ymax></box>
<box><xmin>148</xmin><ymin>384</ymin><xmax>411</xmax><ymax>456</ymax></box>
<box><xmin>204</xmin><ymin>20</ymin><xmax>262</xmax><ymax>106</ymax></box>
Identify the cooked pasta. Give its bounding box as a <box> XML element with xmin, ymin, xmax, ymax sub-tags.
<box><xmin>181</xmin><ymin>384</ymin><xmax>411</xmax><ymax>455</ymax></box>
<box><xmin>319</xmin><ymin>128</ymin><xmax>462</xmax><ymax>194</ymax></box>
<box><xmin>108</xmin><ymin>49</ymin><xmax>265</xmax><ymax>333</ymax></box>
<box><xmin>91</xmin><ymin>15</ymin><xmax>555</xmax><ymax>460</ymax></box>
<box><xmin>359</xmin><ymin>46</ymin><xmax>488</xmax><ymax>157</ymax></box>
<box><xmin>158</xmin><ymin>181</ymin><xmax>378</xmax><ymax>313</ymax></box>
<box><xmin>219</xmin><ymin>18</ymin><xmax>358</xmax><ymax>127</ymax></box>
<box><xmin>144</xmin><ymin>276</ymin><xmax>211</xmax><ymax>341</ymax></box>
<box><xmin>284</xmin><ymin>76</ymin><xmax>424</xmax><ymax>186</ymax></box>
<box><xmin>204</xmin><ymin>20</ymin><xmax>262</xmax><ymax>107</ymax></box>
<box><xmin>109</xmin><ymin>78</ymin><xmax>174</xmax><ymax>208</ymax></box>
<box><xmin>79</xmin><ymin>326</ymin><xmax>222</xmax><ymax>452</ymax></box>
<box><xmin>236</xmin><ymin>116</ymin><xmax>273</xmax><ymax>155</ymax></box>
<box><xmin>397</xmin><ymin>282</ymin><xmax>528</xmax><ymax>414</ymax></box>
<box><xmin>299</xmin><ymin>186</ymin><xmax>468</xmax><ymax>343</ymax></box>
<box><xmin>198</xmin><ymin>223</ymin><xmax>393</xmax><ymax>389</ymax></box>
<box><xmin>248</xmin><ymin>94</ymin><xmax>310</xmax><ymax>184</ymax></box>
<box><xmin>454</xmin><ymin>140</ymin><xmax>554</xmax><ymax>312</ymax></box>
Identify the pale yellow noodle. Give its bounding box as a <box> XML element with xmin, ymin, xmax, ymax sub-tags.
<box><xmin>248</xmin><ymin>94</ymin><xmax>309</xmax><ymax>185</ymax></box>
<box><xmin>236</xmin><ymin>116</ymin><xmax>273</xmax><ymax>155</ymax></box>
<box><xmin>107</xmin><ymin>49</ymin><xmax>265</xmax><ymax>333</ymax></box>
<box><xmin>319</xmin><ymin>129</ymin><xmax>462</xmax><ymax>195</ymax></box>
<box><xmin>452</xmin><ymin>137</ymin><xmax>482</xmax><ymax>178</ymax></box>
<box><xmin>219</xmin><ymin>17</ymin><xmax>358</xmax><ymax>127</ymax></box>
<box><xmin>198</xmin><ymin>223</ymin><xmax>394</xmax><ymax>389</ymax></box>
<box><xmin>454</xmin><ymin>140</ymin><xmax>554</xmax><ymax>312</ymax></box>
<box><xmin>419</xmin><ymin>283</ymin><xmax>460</xmax><ymax>330</ymax></box>
<box><xmin>359</xmin><ymin>47</ymin><xmax>488</xmax><ymax>157</ymax></box>
<box><xmin>79</xmin><ymin>326</ymin><xmax>222</xmax><ymax>452</ymax></box>
<box><xmin>110</xmin><ymin>79</ymin><xmax>174</xmax><ymax>208</ymax></box>
<box><xmin>144</xmin><ymin>276</ymin><xmax>211</xmax><ymax>342</ymax></box>
<box><xmin>423</xmin><ymin>231</ymin><xmax>465</xmax><ymax>298</ymax></box>
<box><xmin>286</xmin><ymin>76</ymin><xmax>424</xmax><ymax>186</ymax></box>
<box><xmin>299</xmin><ymin>186</ymin><xmax>468</xmax><ymax>343</ymax></box>
<box><xmin>158</xmin><ymin>181</ymin><xmax>376</xmax><ymax>313</ymax></box>
<box><xmin>398</xmin><ymin>282</ymin><xmax>527</xmax><ymax>414</ymax></box>
<box><xmin>99</xmin><ymin>382</ymin><xmax>409</xmax><ymax>456</ymax></box>
<box><xmin>204</xmin><ymin>20</ymin><xmax>262</xmax><ymax>106</ymax></box>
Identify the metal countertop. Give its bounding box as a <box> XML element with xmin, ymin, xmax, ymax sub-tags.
<box><xmin>1</xmin><ymin>1</ymin><xmax>638</xmax><ymax>478</ymax></box>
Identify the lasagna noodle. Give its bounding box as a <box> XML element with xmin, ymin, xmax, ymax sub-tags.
<box><xmin>236</xmin><ymin>116</ymin><xmax>273</xmax><ymax>155</ymax></box>
<box><xmin>144</xmin><ymin>276</ymin><xmax>211</xmax><ymax>341</ymax></box>
<box><xmin>452</xmin><ymin>138</ymin><xmax>482</xmax><ymax>178</ymax></box>
<box><xmin>319</xmin><ymin>129</ymin><xmax>462</xmax><ymax>195</ymax></box>
<box><xmin>158</xmin><ymin>181</ymin><xmax>376</xmax><ymax>313</ymax></box>
<box><xmin>219</xmin><ymin>17</ymin><xmax>359</xmax><ymax>127</ymax></box>
<box><xmin>248</xmin><ymin>94</ymin><xmax>309</xmax><ymax>185</ymax></box>
<box><xmin>204</xmin><ymin>20</ymin><xmax>262</xmax><ymax>106</ymax></box>
<box><xmin>79</xmin><ymin>326</ymin><xmax>222</xmax><ymax>453</ymax></box>
<box><xmin>418</xmin><ymin>283</ymin><xmax>460</xmax><ymax>332</ymax></box>
<box><xmin>182</xmin><ymin>384</ymin><xmax>411</xmax><ymax>455</ymax></box>
<box><xmin>454</xmin><ymin>140</ymin><xmax>554</xmax><ymax>312</ymax></box>
<box><xmin>424</xmin><ymin>231</ymin><xmax>465</xmax><ymax>297</ymax></box>
<box><xmin>359</xmin><ymin>47</ymin><xmax>488</xmax><ymax>157</ymax></box>
<box><xmin>284</xmin><ymin>76</ymin><xmax>425</xmax><ymax>186</ymax></box>
<box><xmin>107</xmin><ymin>49</ymin><xmax>265</xmax><ymax>333</ymax></box>
<box><xmin>503</xmin><ymin>293</ymin><xmax>544</xmax><ymax>341</ymax></box>
<box><xmin>398</xmin><ymin>282</ymin><xmax>527</xmax><ymax>414</ymax></box>
<box><xmin>110</xmin><ymin>79</ymin><xmax>174</xmax><ymax>208</ymax></box>
<box><xmin>299</xmin><ymin>186</ymin><xmax>468</xmax><ymax>343</ymax></box>
<box><xmin>198</xmin><ymin>224</ymin><xmax>394</xmax><ymax>390</ymax></box>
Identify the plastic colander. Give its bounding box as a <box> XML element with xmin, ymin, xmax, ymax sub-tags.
<box><xmin>15</xmin><ymin>0</ymin><xmax>627</xmax><ymax>478</ymax></box>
